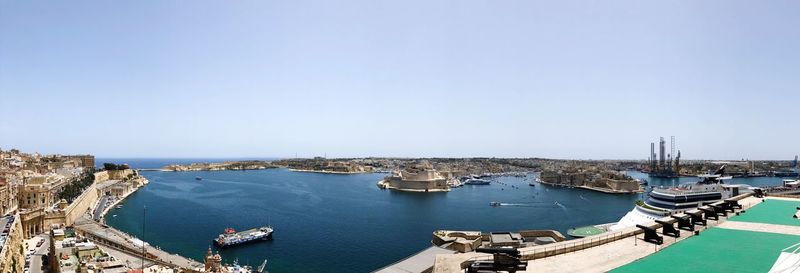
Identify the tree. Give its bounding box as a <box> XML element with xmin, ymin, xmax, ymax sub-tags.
<box><xmin>103</xmin><ymin>163</ymin><xmax>118</xmax><ymax>171</ymax></box>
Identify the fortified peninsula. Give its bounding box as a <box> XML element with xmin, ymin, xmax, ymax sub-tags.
<box><xmin>162</xmin><ymin>161</ymin><xmax>277</xmax><ymax>171</ymax></box>
<box><xmin>275</xmin><ymin>158</ymin><xmax>376</xmax><ymax>174</ymax></box>
<box><xmin>376</xmin><ymin>162</ymin><xmax>452</xmax><ymax>192</ymax></box>
<box><xmin>538</xmin><ymin>169</ymin><xmax>643</xmax><ymax>194</ymax></box>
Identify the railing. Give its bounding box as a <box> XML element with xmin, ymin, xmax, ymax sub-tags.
<box><xmin>651</xmin><ymin>188</ymin><xmax>723</xmax><ymax>195</ymax></box>
<box><xmin>766</xmin><ymin>192</ymin><xmax>800</xmax><ymax>199</ymax></box>
<box><xmin>461</xmin><ymin>229</ymin><xmax>636</xmax><ymax>267</ymax></box>
<box><xmin>519</xmin><ymin>230</ymin><xmax>633</xmax><ymax>260</ymax></box>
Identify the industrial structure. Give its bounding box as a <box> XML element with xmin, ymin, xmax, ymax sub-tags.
<box><xmin>648</xmin><ymin>136</ymin><xmax>681</xmax><ymax>178</ymax></box>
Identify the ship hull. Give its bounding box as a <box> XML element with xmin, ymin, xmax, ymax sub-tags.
<box><xmin>214</xmin><ymin>227</ymin><xmax>274</xmax><ymax>248</ymax></box>
<box><xmin>214</xmin><ymin>233</ymin><xmax>272</xmax><ymax>248</ymax></box>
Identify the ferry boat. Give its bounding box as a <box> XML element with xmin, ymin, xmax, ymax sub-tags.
<box><xmin>213</xmin><ymin>226</ymin><xmax>273</xmax><ymax>247</ymax></box>
<box><xmin>610</xmin><ymin>165</ymin><xmax>753</xmax><ymax>231</ymax></box>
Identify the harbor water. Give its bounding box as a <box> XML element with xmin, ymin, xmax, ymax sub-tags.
<box><xmin>100</xmin><ymin>159</ymin><xmax>787</xmax><ymax>273</ymax></box>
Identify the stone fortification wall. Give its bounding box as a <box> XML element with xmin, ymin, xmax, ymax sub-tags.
<box><xmin>107</xmin><ymin>169</ymin><xmax>134</xmax><ymax>180</ymax></box>
<box><xmin>94</xmin><ymin>171</ymin><xmax>109</xmax><ymax>182</ymax></box>
<box><xmin>0</xmin><ymin>214</ymin><xmax>24</xmax><ymax>273</ymax></box>
<box><xmin>63</xmin><ymin>181</ymin><xmax>99</xmax><ymax>226</ymax></box>
<box><xmin>387</xmin><ymin>178</ymin><xmax>448</xmax><ymax>191</ymax></box>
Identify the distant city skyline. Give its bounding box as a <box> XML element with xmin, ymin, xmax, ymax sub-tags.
<box><xmin>1</xmin><ymin>1</ymin><xmax>798</xmax><ymax>160</ymax></box>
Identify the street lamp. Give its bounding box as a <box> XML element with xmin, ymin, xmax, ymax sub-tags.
<box><xmin>141</xmin><ymin>205</ymin><xmax>146</xmax><ymax>272</ymax></box>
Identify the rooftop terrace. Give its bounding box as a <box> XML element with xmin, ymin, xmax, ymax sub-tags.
<box><xmin>612</xmin><ymin>198</ymin><xmax>800</xmax><ymax>273</ymax></box>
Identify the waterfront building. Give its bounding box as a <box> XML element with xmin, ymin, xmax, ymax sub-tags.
<box><xmin>539</xmin><ymin>169</ymin><xmax>641</xmax><ymax>193</ymax></box>
<box><xmin>377</xmin><ymin>162</ymin><xmax>450</xmax><ymax>192</ymax></box>
<box><xmin>203</xmin><ymin>248</ymin><xmax>227</xmax><ymax>273</ymax></box>
<box><xmin>50</xmin><ymin>228</ymin><xmax>124</xmax><ymax>273</ymax></box>
<box><xmin>200</xmin><ymin>248</ymin><xmax>252</xmax><ymax>273</ymax></box>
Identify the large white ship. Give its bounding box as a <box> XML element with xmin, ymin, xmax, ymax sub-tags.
<box><xmin>610</xmin><ymin>166</ymin><xmax>752</xmax><ymax>231</ymax></box>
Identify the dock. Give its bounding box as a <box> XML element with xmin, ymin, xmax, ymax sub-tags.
<box><xmin>73</xmin><ymin>215</ymin><xmax>203</xmax><ymax>270</ymax></box>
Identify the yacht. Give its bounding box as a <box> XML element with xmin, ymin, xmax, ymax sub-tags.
<box><xmin>464</xmin><ymin>178</ymin><xmax>491</xmax><ymax>185</ymax></box>
<box><xmin>610</xmin><ymin>165</ymin><xmax>752</xmax><ymax>231</ymax></box>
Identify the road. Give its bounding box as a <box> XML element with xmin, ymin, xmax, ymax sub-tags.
<box><xmin>94</xmin><ymin>195</ymin><xmax>116</xmax><ymax>221</ymax></box>
<box><xmin>74</xmin><ymin>215</ymin><xmax>202</xmax><ymax>269</ymax></box>
<box><xmin>26</xmin><ymin>234</ymin><xmax>50</xmax><ymax>273</ymax></box>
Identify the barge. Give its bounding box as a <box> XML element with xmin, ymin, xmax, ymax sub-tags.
<box><xmin>213</xmin><ymin>226</ymin><xmax>273</xmax><ymax>247</ymax></box>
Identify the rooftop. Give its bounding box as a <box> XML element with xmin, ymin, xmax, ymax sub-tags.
<box><xmin>612</xmin><ymin>198</ymin><xmax>800</xmax><ymax>273</ymax></box>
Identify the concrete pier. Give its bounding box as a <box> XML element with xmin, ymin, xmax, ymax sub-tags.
<box><xmin>73</xmin><ymin>215</ymin><xmax>203</xmax><ymax>270</ymax></box>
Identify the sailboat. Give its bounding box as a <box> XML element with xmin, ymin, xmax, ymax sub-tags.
<box><xmin>257</xmin><ymin>259</ymin><xmax>268</xmax><ymax>273</ymax></box>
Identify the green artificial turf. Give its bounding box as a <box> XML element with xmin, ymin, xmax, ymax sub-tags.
<box><xmin>611</xmin><ymin>228</ymin><xmax>800</xmax><ymax>273</ymax></box>
<box><xmin>729</xmin><ymin>199</ymin><xmax>800</xmax><ymax>227</ymax></box>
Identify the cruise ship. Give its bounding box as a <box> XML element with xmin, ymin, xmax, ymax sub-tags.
<box><xmin>610</xmin><ymin>166</ymin><xmax>752</xmax><ymax>231</ymax></box>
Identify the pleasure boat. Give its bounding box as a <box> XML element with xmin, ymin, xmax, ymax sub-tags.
<box><xmin>464</xmin><ymin>178</ymin><xmax>491</xmax><ymax>185</ymax></box>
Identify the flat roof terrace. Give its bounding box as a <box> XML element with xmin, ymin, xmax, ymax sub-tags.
<box><xmin>611</xmin><ymin>228</ymin><xmax>800</xmax><ymax>273</ymax></box>
<box><xmin>612</xmin><ymin>198</ymin><xmax>800</xmax><ymax>273</ymax></box>
<box><xmin>728</xmin><ymin>199</ymin><xmax>800</xmax><ymax>227</ymax></box>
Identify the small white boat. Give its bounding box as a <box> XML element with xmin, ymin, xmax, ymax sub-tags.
<box><xmin>257</xmin><ymin>259</ymin><xmax>268</xmax><ymax>273</ymax></box>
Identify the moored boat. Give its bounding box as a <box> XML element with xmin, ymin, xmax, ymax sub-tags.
<box><xmin>214</xmin><ymin>226</ymin><xmax>274</xmax><ymax>247</ymax></box>
<box><xmin>464</xmin><ymin>178</ymin><xmax>491</xmax><ymax>185</ymax></box>
<box><xmin>610</xmin><ymin>165</ymin><xmax>752</xmax><ymax>231</ymax></box>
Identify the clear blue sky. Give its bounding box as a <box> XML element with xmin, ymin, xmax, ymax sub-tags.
<box><xmin>1</xmin><ymin>1</ymin><xmax>798</xmax><ymax>159</ymax></box>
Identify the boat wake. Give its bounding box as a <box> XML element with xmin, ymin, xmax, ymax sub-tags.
<box><xmin>490</xmin><ymin>201</ymin><xmax>558</xmax><ymax>208</ymax></box>
<box><xmin>554</xmin><ymin>201</ymin><xmax>566</xmax><ymax>209</ymax></box>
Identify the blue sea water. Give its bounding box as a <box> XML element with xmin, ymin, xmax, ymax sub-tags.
<box><xmin>97</xmin><ymin>158</ymin><xmax>787</xmax><ymax>273</ymax></box>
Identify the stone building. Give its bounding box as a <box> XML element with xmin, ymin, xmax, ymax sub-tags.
<box><xmin>0</xmin><ymin>177</ymin><xmax>18</xmax><ymax>215</ymax></box>
<box><xmin>377</xmin><ymin>162</ymin><xmax>450</xmax><ymax>192</ymax></box>
<box><xmin>203</xmin><ymin>248</ymin><xmax>227</xmax><ymax>273</ymax></box>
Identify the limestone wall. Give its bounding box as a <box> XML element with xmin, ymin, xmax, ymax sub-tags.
<box><xmin>0</xmin><ymin>214</ymin><xmax>24</xmax><ymax>273</ymax></box>
<box><xmin>63</xmin><ymin>182</ymin><xmax>99</xmax><ymax>226</ymax></box>
<box><xmin>107</xmin><ymin>169</ymin><xmax>133</xmax><ymax>180</ymax></box>
<box><xmin>94</xmin><ymin>171</ymin><xmax>109</xmax><ymax>183</ymax></box>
